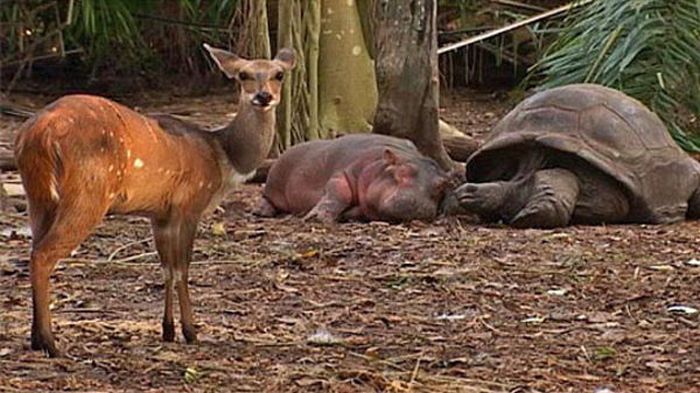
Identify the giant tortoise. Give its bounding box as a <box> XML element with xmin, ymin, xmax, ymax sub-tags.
<box><xmin>454</xmin><ymin>83</ymin><xmax>700</xmax><ymax>228</ymax></box>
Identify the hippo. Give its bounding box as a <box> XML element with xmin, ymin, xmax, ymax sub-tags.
<box><xmin>256</xmin><ymin>134</ymin><xmax>451</xmax><ymax>223</ymax></box>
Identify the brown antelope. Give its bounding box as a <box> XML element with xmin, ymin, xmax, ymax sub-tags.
<box><xmin>14</xmin><ymin>44</ymin><xmax>295</xmax><ymax>357</ymax></box>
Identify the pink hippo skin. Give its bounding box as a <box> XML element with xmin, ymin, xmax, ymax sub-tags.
<box><xmin>257</xmin><ymin>134</ymin><xmax>451</xmax><ymax>223</ymax></box>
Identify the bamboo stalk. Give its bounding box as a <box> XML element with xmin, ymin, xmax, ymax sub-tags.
<box><xmin>305</xmin><ymin>0</ymin><xmax>321</xmax><ymax>140</ymax></box>
<box><xmin>276</xmin><ymin>0</ymin><xmax>294</xmax><ymax>150</ymax></box>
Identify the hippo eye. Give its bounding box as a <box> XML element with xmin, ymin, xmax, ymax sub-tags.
<box><xmin>274</xmin><ymin>71</ymin><xmax>284</xmax><ymax>81</ymax></box>
<box><xmin>238</xmin><ymin>72</ymin><xmax>250</xmax><ymax>81</ymax></box>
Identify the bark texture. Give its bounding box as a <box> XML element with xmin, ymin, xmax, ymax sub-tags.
<box><xmin>318</xmin><ymin>0</ymin><xmax>377</xmax><ymax>135</ymax></box>
<box><xmin>372</xmin><ymin>0</ymin><xmax>455</xmax><ymax>171</ymax></box>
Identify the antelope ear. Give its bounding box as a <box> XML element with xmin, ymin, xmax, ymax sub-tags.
<box><xmin>203</xmin><ymin>43</ymin><xmax>246</xmax><ymax>79</ymax></box>
<box><xmin>274</xmin><ymin>48</ymin><xmax>296</xmax><ymax>70</ymax></box>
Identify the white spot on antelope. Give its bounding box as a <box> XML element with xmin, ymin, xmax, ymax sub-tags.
<box><xmin>198</xmin><ymin>181</ymin><xmax>204</xmax><ymax>188</ymax></box>
<box><xmin>352</xmin><ymin>45</ymin><xmax>362</xmax><ymax>56</ymax></box>
<box><xmin>108</xmin><ymin>164</ymin><xmax>114</xmax><ymax>172</ymax></box>
<box><xmin>126</xmin><ymin>149</ymin><xmax>132</xmax><ymax>159</ymax></box>
<box><xmin>133</xmin><ymin>158</ymin><xmax>144</xmax><ymax>168</ymax></box>
<box><xmin>49</xmin><ymin>179</ymin><xmax>60</xmax><ymax>202</ymax></box>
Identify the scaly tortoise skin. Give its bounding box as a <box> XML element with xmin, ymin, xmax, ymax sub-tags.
<box><xmin>454</xmin><ymin>83</ymin><xmax>700</xmax><ymax>228</ymax></box>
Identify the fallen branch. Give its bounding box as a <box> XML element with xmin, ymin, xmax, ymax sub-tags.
<box><xmin>1</xmin><ymin>137</ymin><xmax>478</xmax><ymax>178</ymax></box>
<box><xmin>437</xmin><ymin>0</ymin><xmax>593</xmax><ymax>55</ymax></box>
<box><xmin>0</xmin><ymin>107</ymin><xmax>479</xmax><ymax>177</ymax></box>
<box><xmin>442</xmin><ymin>133</ymin><xmax>479</xmax><ymax>162</ymax></box>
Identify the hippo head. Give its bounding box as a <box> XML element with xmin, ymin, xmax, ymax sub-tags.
<box><xmin>365</xmin><ymin>149</ymin><xmax>450</xmax><ymax>222</ymax></box>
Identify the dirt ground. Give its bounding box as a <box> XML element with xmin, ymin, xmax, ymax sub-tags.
<box><xmin>1</xmin><ymin>90</ymin><xmax>700</xmax><ymax>393</ymax></box>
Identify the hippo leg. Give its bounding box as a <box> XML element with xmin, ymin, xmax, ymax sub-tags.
<box><xmin>254</xmin><ymin>196</ymin><xmax>279</xmax><ymax>217</ymax></box>
<box><xmin>303</xmin><ymin>173</ymin><xmax>354</xmax><ymax>224</ymax></box>
<box><xmin>510</xmin><ymin>168</ymin><xmax>579</xmax><ymax>228</ymax></box>
<box><xmin>339</xmin><ymin>206</ymin><xmax>361</xmax><ymax>220</ymax></box>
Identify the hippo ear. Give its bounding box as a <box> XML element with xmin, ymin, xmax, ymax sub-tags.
<box><xmin>383</xmin><ymin>149</ymin><xmax>399</xmax><ymax>166</ymax></box>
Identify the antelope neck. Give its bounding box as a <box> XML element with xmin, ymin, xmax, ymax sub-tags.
<box><xmin>215</xmin><ymin>102</ymin><xmax>276</xmax><ymax>174</ymax></box>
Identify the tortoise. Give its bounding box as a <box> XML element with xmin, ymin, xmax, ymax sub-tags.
<box><xmin>453</xmin><ymin>83</ymin><xmax>700</xmax><ymax>228</ymax></box>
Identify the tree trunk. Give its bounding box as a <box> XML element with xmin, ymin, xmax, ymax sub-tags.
<box><xmin>234</xmin><ymin>0</ymin><xmax>271</xmax><ymax>59</ymax></box>
<box><xmin>276</xmin><ymin>0</ymin><xmax>321</xmax><ymax>151</ymax></box>
<box><xmin>372</xmin><ymin>0</ymin><xmax>455</xmax><ymax>171</ymax></box>
<box><xmin>318</xmin><ymin>0</ymin><xmax>377</xmax><ymax>135</ymax></box>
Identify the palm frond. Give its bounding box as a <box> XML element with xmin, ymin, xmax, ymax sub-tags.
<box><xmin>530</xmin><ymin>0</ymin><xmax>700</xmax><ymax>151</ymax></box>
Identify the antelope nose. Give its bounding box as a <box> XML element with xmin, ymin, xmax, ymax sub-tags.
<box><xmin>253</xmin><ymin>91</ymin><xmax>273</xmax><ymax>106</ymax></box>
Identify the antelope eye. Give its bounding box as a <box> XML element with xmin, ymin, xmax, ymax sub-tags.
<box><xmin>274</xmin><ymin>71</ymin><xmax>284</xmax><ymax>81</ymax></box>
<box><xmin>238</xmin><ymin>72</ymin><xmax>250</xmax><ymax>81</ymax></box>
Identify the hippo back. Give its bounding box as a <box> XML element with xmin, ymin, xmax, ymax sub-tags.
<box><xmin>466</xmin><ymin>83</ymin><xmax>700</xmax><ymax>222</ymax></box>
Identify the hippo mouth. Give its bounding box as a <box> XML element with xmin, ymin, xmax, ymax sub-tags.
<box><xmin>438</xmin><ymin>190</ymin><xmax>460</xmax><ymax>216</ymax></box>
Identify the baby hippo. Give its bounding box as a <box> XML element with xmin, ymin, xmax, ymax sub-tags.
<box><xmin>257</xmin><ymin>134</ymin><xmax>451</xmax><ymax>223</ymax></box>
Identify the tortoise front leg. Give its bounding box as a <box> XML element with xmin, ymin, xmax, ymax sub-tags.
<box><xmin>686</xmin><ymin>186</ymin><xmax>700</xmax><ymax>219</ymax></box>
<box><xmin>510</xmin><ymin>168</ymin><xmax>579</xmax><ymax>229</ymax></box>
<box><xmin>454</xmin><ymin>177</ymin><xmax>533</xmax><ymax>222</ymax></box>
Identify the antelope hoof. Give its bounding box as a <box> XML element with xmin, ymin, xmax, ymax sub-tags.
<box><xmin>31</xmin><ymin>329</ymin><xmax>61</xmax><ymax>358</ymax></box>
<box><xmin>162</xmin><ymin>321</ymin><xmax>176</xmax><ymax>342</ymax></box>
<box><xmin>183</xmin><ymin>326</ymin><xmax>198</xmax><ymax>344</ymax></box>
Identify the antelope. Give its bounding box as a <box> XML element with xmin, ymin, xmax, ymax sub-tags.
<box><xmin>14</xmin><ymin>44</ymin><xmax>295</xmax><ymax>357</ymax></box>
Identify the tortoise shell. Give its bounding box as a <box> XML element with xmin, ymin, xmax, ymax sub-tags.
<box><xmin>466</xmin><ymin>84</ymin><xmax>700</xmax><ymax>222</ymax></box>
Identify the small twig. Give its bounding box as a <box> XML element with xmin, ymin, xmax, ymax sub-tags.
<box><xmin>478</xmin><ymin>316</ymin><xmax>508</xmax><ymax>336</ymax></box>
<box><xmin>408</xmin><ymin>354</ymin><xmax>422</xmax><ymax>391</ymax></box>
<box><xmin>107</xmin><ymin>238</ymin><xmax>153</xmax><ymax>262</ymax></box>
<box><xmin>580</xmin><ymin>345</ymin><xmax>592</xmax><ymax>364</ymax></box>
<box><xmin>57</xmin><ymin>307</ymin><xmax>118</xmax><ymax>314</ymax></box>
<box><xmin>495</xmin><ymin>0</ymin><xmax>547</xmax><ymax>12</ymax></box>
<box><xmin>63</xmin><ymin>252</ymin><xmax>157</xmax><ymax>265</ymax></box>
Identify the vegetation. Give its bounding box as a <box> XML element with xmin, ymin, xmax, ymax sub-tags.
<box><xmin>0</xmin><ymin>0</ymin><xmax>238</xmax><ymax>83</ymax></box>
<box><xmin>4</xmin><ymin>0</ymin><xmax>699</xmax><ymax>152</ymax></box>
<box><xmin>531</xmin><ymin>0</ymin><xmax>700</xmax><ymax>151</ymax></box>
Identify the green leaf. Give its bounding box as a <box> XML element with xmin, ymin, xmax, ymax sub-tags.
<box><xmin>529</xmin><ymin>0</ymin><xmax>700</xmax><ymax>151</ymax></box>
